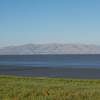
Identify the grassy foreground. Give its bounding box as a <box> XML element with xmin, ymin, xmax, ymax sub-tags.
<box><xmin>0</xmin><ymin>76</ymin><xmax>100</xmax><ymax>100</ymax></box>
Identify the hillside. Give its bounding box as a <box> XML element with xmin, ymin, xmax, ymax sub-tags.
<box><xmin>0</xmin><ymin>44</ymin><xmax>100</xmax><ymax>55</ymax></box>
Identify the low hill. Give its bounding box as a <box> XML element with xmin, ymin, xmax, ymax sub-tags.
<box><xmin>0</xmin><ymin>44</ymin><xmax>100</xmax><ymax>55</ymax></box>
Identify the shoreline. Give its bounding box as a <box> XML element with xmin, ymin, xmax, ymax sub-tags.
<box><xmin>0</xmin><ymin>67</ymin><xmax>100</xmax><ymax>79</ymax></box>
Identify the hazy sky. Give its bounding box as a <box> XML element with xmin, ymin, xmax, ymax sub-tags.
<box><xmin>0</xmin><ymin>0</ymin><xmax>100</xmax><ymax>47</ymax></box>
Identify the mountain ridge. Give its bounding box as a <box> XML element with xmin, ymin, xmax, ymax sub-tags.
<box><xmin>0</xmin><ymin>43</ymin><xmax>100</xmax><ymax>55</ymax></box>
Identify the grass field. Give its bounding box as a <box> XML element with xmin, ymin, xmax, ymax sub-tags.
<box><xmin>0</xmin><ymin>76</ymin><xmax>100</xmax><ymax>100</ymax></box>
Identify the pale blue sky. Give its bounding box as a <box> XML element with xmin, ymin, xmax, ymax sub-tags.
<box><xmin>0</xmin><ymin>0</ymin><xmax>100</xmax><ymax>47</ymax></box>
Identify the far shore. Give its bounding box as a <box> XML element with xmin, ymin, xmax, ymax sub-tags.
<box><xmin>0</xmin><ymin>66</ymin><xmax>100</xmax><ymax>79</ymax></box>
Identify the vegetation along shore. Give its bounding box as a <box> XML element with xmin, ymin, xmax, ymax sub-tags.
<box><xmin>0</xmin><ymin>75</ymin><xmax>100</xmax><ymax>100</ymax></box>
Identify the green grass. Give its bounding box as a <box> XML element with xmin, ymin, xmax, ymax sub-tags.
<box><xmin>0</xmin><ymin>76</ymin><xmax>100</xmax><ymax>100</ymax></box>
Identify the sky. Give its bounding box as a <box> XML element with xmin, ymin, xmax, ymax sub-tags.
<box><xmin>0</xmin><ymin>0</ymin><xmax>100</xmax><ymax>47</ymax></box>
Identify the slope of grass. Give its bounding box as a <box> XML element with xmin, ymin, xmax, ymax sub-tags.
<box><xmin>0</xmin><ymin>76</ymin><xmax>100</xmax><ymax>100</ymax></box>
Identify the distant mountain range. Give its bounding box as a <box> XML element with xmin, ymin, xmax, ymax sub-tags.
<box><xmin>0</xmin><ymin>44</ymin><xmax>100</xmax><ymax>55</ymax></box>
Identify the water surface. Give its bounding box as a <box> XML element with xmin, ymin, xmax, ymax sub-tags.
<box><xmin>0</xmin><ymin>55</ymin><xmax>100</xmax><ymax>79</ymax></box>
<box><xmin>0</xmin><ymin>55</ymin><xmax>100</xmax><ymax>68</ymax></box>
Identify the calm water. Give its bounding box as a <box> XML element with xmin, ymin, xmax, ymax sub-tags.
<box><xmin>0</xmin><ymin>55</ymin><xmax>100</xmax><ymax>68</ymax></box>
<box><xmin>0</xmin><ymin>55</ymin><xmax>100</xmax><ymax>78</ymax></box>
